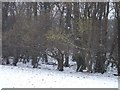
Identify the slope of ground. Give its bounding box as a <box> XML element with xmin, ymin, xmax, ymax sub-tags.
<box><xmin>0</xmin><ymin>64</ymin><xmax>118</xmax><ymax>88</ymax></box>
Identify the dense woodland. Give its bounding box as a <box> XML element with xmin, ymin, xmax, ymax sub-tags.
<box><xmin>1</xmin><ymin>2</ymin><xmax>120</xmax><ymax>75</ymax></box>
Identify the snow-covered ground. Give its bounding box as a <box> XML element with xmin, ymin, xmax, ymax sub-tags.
<box><xmin>0</xmin><ymin>61</ymin><xmax>118</xmax><ymax>88</ymax></box>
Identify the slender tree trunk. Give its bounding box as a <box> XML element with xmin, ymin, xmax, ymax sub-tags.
<box><xmin>116</xmin><ymin>2</ymin><xmax>120</xmax><ymax>75</ymax></box>
<box><xmin>64</xmin><ymin>53</ymin><xmax>69</xmax><ymax>67</ymax></box>
<box><xmin>32</xmin><ymin>55</ymin><xmax>38</xmax><ymax>68</ymax></box>
<box><xmin>13</xmin><ymin>56</ymin><xmax>19</xmax><ymax>66</ymax></box>
<box><xmin>59</xmin><ymin>58</ymin><xmax>64</xmax><ymax>71</ymax></box>
<box><xmin>57</xmin><ymin>53</ymin><xmax>64</xmax><ymax>71</ymax></box>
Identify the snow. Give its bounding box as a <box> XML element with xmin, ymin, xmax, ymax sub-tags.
<box><xmin>0</xmin><ymin>63</ymin><xmax>118</xmax><ymax>89</ymax></box>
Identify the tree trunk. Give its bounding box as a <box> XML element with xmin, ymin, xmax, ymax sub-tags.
<box><xmin>33</xmin><ymin>2</ymin><xmax>37</xmax><ymax>19</ymax></box>
<box><xmin>64</xmin><ymin>54</ymin><xmax>69</xmax><ymax>67</ymax></box>
<box><xmin>32</xmin><ymin>56</ymin><xmax>38</xmax><ymax>68</ymax></box>
<box><xmin>57</xmin><ymin>53</ymin><xmax>64</xmax><ymax>71</ymax></box>
<box><xmin>118</xmin><ymin>61</ymin><xmax>120</xmax><ymax>75</ymax></box>
<box><xmin>13</xmin><ymin>56</ymin><xmax>19</xmax><ymax>66</ymax></box>
<box><xmin>6</xmin><ymin>57</ymin><xmax>9</xmax><ymax>64</ymax></box>
<box><xmin>95</xmin><ymin>51</ymin><xmax>106</xmax><ymax>74</ymax></box>
<box><xmin>44</xmin><ymin>53</ymin><xmax>48</xmax><ymax>63</ymax></box>
<box><xmin>75</xmin><ymin>53</ymin><xmax>86</xmax><ymax>72</ymax></box>
<box><xmin>59</xmin><ymin>58</ymin><xmax>64</xmax><ymax>71</ymax></box>
<box><xmin>57</xmin><ymin>59</ymin><xmax>64</xmax><ymax>71</ymax></box>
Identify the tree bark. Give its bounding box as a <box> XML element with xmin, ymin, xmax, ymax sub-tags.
<box><xmin>64</xmin><ymin>53</ymin><xmax>69</xmax><ymax>67</ymax></box>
